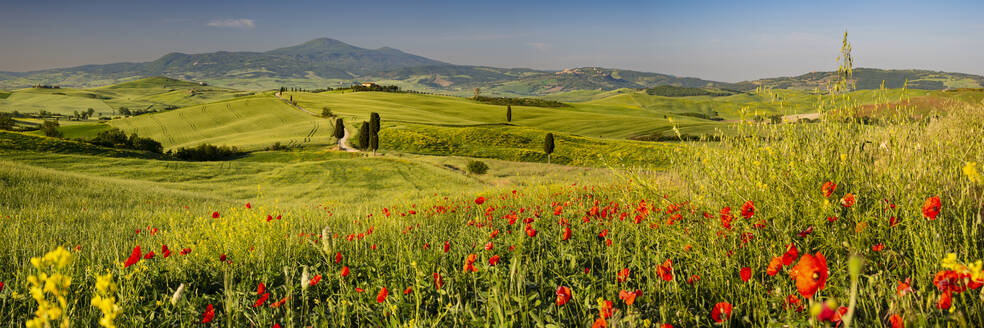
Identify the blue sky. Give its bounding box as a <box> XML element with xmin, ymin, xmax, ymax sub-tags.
<box><xmin>0</xmin><ymin>0</ymin><xmax>982</xmax><ymax>82</ymax></box>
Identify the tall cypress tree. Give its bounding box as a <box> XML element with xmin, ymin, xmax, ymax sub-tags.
<box><xmin>506</xmin><ymin>105</ymin><xmax>512</xmax><ymax>122</ymax></box>
<box><xmin>544</xmin><ymin>133</ymin><xmax>555</xmax><ymax>164</ymax></box>
<box><xmin>369</xmin><ymin>112</ymin><xmax>380</xmax><ymax>135</ymax></box>
<box><xmin>359</xmin><ymin>121</ymin><xmax>370</xmax><ymax>151</ymax></box>
<box><xmin>333</xmin><ymin>118</ymin><xmax>345</xmax><ymax>148</ymax></box>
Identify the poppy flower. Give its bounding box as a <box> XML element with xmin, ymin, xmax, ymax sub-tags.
<box><xmin>562</xmin><ymin>227</ymin><xmax>571</xmax><ymax>241</ymax></box>
<box><xmin>212</xmin><ymin>211</ymin><xmax>220</xmax><ymax>219</ymax></box>
<box><xmin>245</xmin><ymin>202</ymin><xmax>251</xmax><ymax>209</ymax></box>
<box><xmin>872</xmin><ymin>243</ymin><xmax>885</xmax><ymax>252</ymax></box>
<box><xmin>657</xmin><ymin>259</ymin><xmax>673</xmax><ymax>281</ymax></box>
<box><xmin>434</xmin><ymin>272</ymin><xmax>444</xmax><ymax>290</ymax></box>
<box><xmin>619</xmin><ymin>289</ymin><xmax>642</xmax><ymax>306</ymax></box>
<box><xmin>161</xmin><ymin>245</ymin><xmax>171</xmax><ymax>258</ymax></box>
<box><xmin>785</xmin><ymin>294</ymin><xmax>804</xmax><ymax>312</ymax></box>
<box><xmin>488</xmin><ymin>255</ymin><xmax>501</xmax><ymax>266</ymax></box>
<box><xmin>0</xmin><ymin>282</ymin><xmax>4</xmax><ymax>292</ymax></box>
<box><xmin>938</xmin><ymin>290</ymin><xmax>952</xmax><ymax>309</ymax></box>
<box><xmin>475</xmin><ymin>197</ymin><xmax>486</xmax><ymax>205</ymax></box>
<box><xmin>355</xmin><ymin>287</ymin><xmax>364</xmax><ymax>293</ymax></box>
<box><xmin>889</xmin><ymin>313</ymin><xmax>904</xmax><ymax>328</ymax></box>
<box><xmin>201</xmin><ymin>304</ymin><xmax>215</xmax><ymax>323</ymax></box>
<box><xmin>599</xmin><ymin>299</ymin><xmax>615</xmax><ymax>318</ymax></box>
<box><xmin>890</xmin><ymin>216</ymin><xmax>899</xmax><ymax>227</ymax></box>
<box><xmin>341</xmin><ymin>266</ymin><xmax>350</xmax><ymax>278</ymax></box>
<box><xmin>484</xmin><ymin>242</ymin><xmax>494</xmax><ymax>251</ymax></box>
<box><xmin>739</xmin><ymin>267</ymin><xmax>751</xmax><ymax>282</ymax></box>
<box><xmin>219</xmin><ymin>254</ymin><xmax>227</xmax><ymax>262</ymax></box>
<box><xmin>335</xmin><ymin>252</ymin><xmax>342</xmax><ymax>264</ymax></box>
<box><xmin>464</xmin><ymin>254</ymin><xmax>479</xmax><ymax>272</ymax></box>
<box><xmin>922</xmin><ymin>196</ymin><xmax>941</xmax><ymax>220</ymax></box>
<box><xmin>821</xmin><ymin>181</ymin><xmax>836</xmax><ymax>198</ymax></box>
<box><xmin>767</xmin><ymin>256</ymin><xmax>783</xmax><ymax>276</ymax></box>
<box><xmin>740</xmin><ymin>201</ymin><xmax>755</xmax><ymax>219</ymax></box>
<box><xmin>687</xmin><ymin>274</ymin><xmax>700</xmax><ymax>284</ymax></box>
<box><xmin>266</xmin><ymin>215</ymin><xmax>273</xmax><ymax>222</ymax></box>
<box><xmin>257</xmin><ymin>282</ymin><xmax>266</xmax><ymax>295</ymax></box>
<box><xmin>841</xmin><ymin>193</ymin><xmax>856</xmax><ymax>208</ymax></box>
<box><xmin>617</xmin><ymin>267</ymin><xmax>631</xmax><ymax>283</ymax></box>
<box><xmin>555</xmin><ymin>286</ymin><xmax>572</xmax><ymax>306</ymax></box>
<box><xmin>309</xmin><ymin>274</ymin><xmax>322</xmax><ymax>286</ymax></box>
<box><xmin>254</xmin><ymin>293</ymin><xmax>270</xmax><ymax>307</ymax></box>
<box><xmin>897</xmin><ymin>278</ymin><xmax>912</xmax><ymax>297</ymax></box>
<box><xmin>143</xmin><ymin>251</ymin><xmax>155</xmax><ymax>259</ymax></box>
<box><xmin>273</xmin><ymin>324</ymin><xmax>281</xmax><ymax>328</ymax></box>
<box><xmin>443</xmin><ymin>241</ymin><xmax>450</xmax><ymax>253</ymax></box>
<box><xmin>592</xmin><ymin>317</ymin><xmax>607</xmax><ymax>328</ymax></box>
<box><xmin>782</xmin><ymin>243</ymin><xmax>799</xmax><ymax>266</ymax></box>
<box><xmin>789</xmin><ymin>252</ymin><xmax>828</xmax><ymax>299</ymax></box>
<box><xmin>403</xmin><ymin>287</ymin><xmax>413</xmax><ymax>295</ymax></box>
<box><xmin>124</xmin><ymin>246</ymin><xmax>141</xmax><ymax>268</ymax></box>
<box><xmin>711</xmin><ymin>302</ymin><xmax>732</xmax><ymax>323</ymax></box>
<box><xmin>377</xmin><ymin>287</ymin><xmax>388</xmax><ymax>303</ymax></box>
<box><xmin>797</xmin><ymin>226</ymin><xmax>814</xmax><ymax>238</ymax></box>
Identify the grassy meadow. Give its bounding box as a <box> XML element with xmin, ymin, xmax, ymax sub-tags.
<box><xmin>2</xmin><ymin>63</ymin><xmax>984</xmax><ymax>328</ymax></box>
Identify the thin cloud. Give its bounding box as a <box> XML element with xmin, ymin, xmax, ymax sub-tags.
<box><xmin>206</xmin><ymin>18</ymin><xmax>255</xmax><ymax>29</ymax></box>
<box><xmin>526</xmin><ymin>42</ymin><xmax>552</xmax><ymax>51</ymax></box>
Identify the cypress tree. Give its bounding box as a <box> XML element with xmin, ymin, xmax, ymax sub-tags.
<box><xmin>369</xmin><ymin>112</ymin><xmax>380</xmax><ymax>135</ymax></box>
<box><xmin>333</xmin><ymin>118</ymin><xmax>345</xmax><ymax>149</ymax></box>
<box><xmin>506</xmin><ymin>105</ymin><xmax>512</xmax><ymax>122</ymax></box>
<box><xmin>369</xmin><ymin>135</ymin><xmax>379</xmax><ymax>156</ymax></box>
<box><xmin>359</xmin><ymin>121</ymin><xmax>370</xmax><ymax>151</ymax></box>
<box><xmin>544</xmin><ymin>133</ymin><xmax>555</xmax><ymax>164</ymax></box>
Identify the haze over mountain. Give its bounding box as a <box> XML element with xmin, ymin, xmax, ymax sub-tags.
<box><xmin>1</xmin><ymin>38</ymin><xmax>982</xmax><ymax>95</ymax></box>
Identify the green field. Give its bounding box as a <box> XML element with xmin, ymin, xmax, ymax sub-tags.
<box><xmin>108</xmin><ymin>95</ymin><xmax>334</xmax><ymax>151</ymax></box>
<box><xmin>0</xmin><ymin>77</ymin><xmax>251</xmax><ymax>116</ymax></box>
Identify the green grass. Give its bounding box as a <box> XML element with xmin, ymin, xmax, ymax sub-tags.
<box><xmin>0</xmin><ymin>77</ymin><xmax>251</xmax><ymax>116</ymax></box>
<box><xmin>109</xmin><ymin>94</ymin><xmax>334</xmax><ymax>151</ymax></box>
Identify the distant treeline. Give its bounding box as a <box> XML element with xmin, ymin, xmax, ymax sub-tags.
<box><xmin>473</xmin><ymin>96</ymin><xmax>570</xmax><ymax>108</ymax></box>
<box><xmin>171</xmin><ymin>143</ymin><xmax>244</xmax><ymax>161</ymax></box>
<box><xmin>82</xmin><ymin>127</ymin><xmax>244</xmax><ymax>161</ymax></box>
<box><xmin>644</xmin><ymin>85</ymin><xmax>740</xmax><ymax>97</ymax></box>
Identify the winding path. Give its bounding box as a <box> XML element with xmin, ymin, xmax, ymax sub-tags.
<box><xmin>274</xmin><ymin>92</ymin><xmax>358</xmax><ymax>152</ymax></box>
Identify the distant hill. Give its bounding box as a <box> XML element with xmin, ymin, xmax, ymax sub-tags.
<box><xmin>2</xmin><ymin>38</ymin><xmax>983</xmax><ymax>95</ymax></box>
<box><xmin>738</xmin><ymin>68</ymin><xmax>984</xmax><ymax>91</ymax></box>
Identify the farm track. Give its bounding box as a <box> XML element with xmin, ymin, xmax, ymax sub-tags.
<box><xmin>275</xmin><ymin>92</ymin><xmax>357</xmax><ymax>152</ymax></box>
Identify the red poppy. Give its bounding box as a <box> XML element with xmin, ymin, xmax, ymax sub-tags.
<box><xmin>619</xmin><ymin>289</ymin><xmax>642</xmax><ymax>306</ymax></box>
<box><xmin>335</xmin><ymin>252</ymin><xmax>342</xmax><ymax>264</ymax></box>
<box><xmin>464</xmin><ymin>254</ymin><xmax>479</xmax><ymax>272</ymax></box>
<box><xmin>254</xmin><ymin>293</ymin><xmax>270</xmax><ymax>307</ymax></box>
<box><xmin>161</xmin><ymin>245</ymin><xmax>171</xmax><ymax>258</ymax></box>
<box><xmin>766</xmin><ymin>256</ymin><xmax>783</xmax><ymax>276</ymax></box>
<box><xmin>341</xmin><ymin>266</ymin><xmax>350</xmax><ymax>278</ymax></box>
<box><xmin>562</xmin><ymin>227</ymin><xmax>571</xmax><ymax>241</ymax></box>
<box><xmin>273</xmin><ymin>324</ymin><xmax>281</xmax><ymax>328</ymax></box>
<box><xmin>599</xmin><ymin>299</ymin><xmax>615</xmax><ymax>319</ymax></box>
<box><xmin>711</xmin><ymin>302</ymin><xmax>732</xmax><ymax>323</ymax></box>
<box><xmin>257</xmin><ymin>282</ymin><xmax>266</xmax><ymax>295</ymax></box>
<box><xmin>872</xmin><ymin>243</ymin><xmax>885</xmax><ymax>252</ymax></box>
<box><xmin>687</xmin><ymin>274</ymin><xmax>700</xmax><ymax>284</ymax></box>
<box><xmin>180</xmin><ymin>248</ymin><xmax>191</xmax><ymax>255</ymax></box>
<box><xmin>434</xmin><ymin>272</ymin><xmax>444</xmax><ymax>290</ymax></box>
<box><xmin>555</xmin><ymin>286</ymin><xmax>572</xmax><ymax>306</ymax></box>
<box><xmin>355</xmin><ymin>287</ymin><xmax>364</xmax><ymax>293</ymax></box>
<box><xmin>309</xmin><ymin>274</ymin><xmax>322</xmax><ymax>286</ymax></box>
<box><xmin>821</xmin><ymin>181</ymin><xmax>837</xmax><ymax>198</ymax></box>
<box><xmin>938</xmin><ymin>290</ymin><xmax>952</xmax><ymax>309</ymax></box>
<box><xmin>889</xmin><ymin>313</ymin><xmax>904</xmax><ymax>328</ymax></box>
<box><xmin>789</xmin><ymin>252</ymin><xmax>828</xmax><ymax>299</ymax></box>
<box><xmin>889</xmin><ymin>216</ymin><xmax>898</xmax><ymax>227</ymax></box>
<box><xmin>592</xmin><ymin>317</ymin><xmax>607</xmax><ymax>328</ymax></box>
<box><xmin>403</xmin><ymin>287</ymin><xmax>413</xmax><ymax>295</ymax></box>
<box><xmin>443</xmin><ymin>241</ymin><xmax>450</xmax><ymax>253</ymax></box>
<box><xmin>0</xmin><ymin>282</ymin><xmax>4</xmax><ymax>292</ymax></box>
<box><xmin>740</xmin><ymin>201</ymin><xmax>755</xmax><ymax>219</ymax></box>
<box><xmin>377</xmin><ymin>287</ymin><xmax>388</xmax><ymax>303</ymax></box>
<box><xmin>617</xmin><ymin>267</ymin><xmax>631</xmax><ymax>283</ymax></box>
<box><xmin>245</xmin><ymin>202</ymin><xmax>251</xmax><ymax>209</ymax></box>
<box><xmin>219</xmin><ymin>254</ymin><xmax>227</xmax><ymax>262</ymax></box>
<box><xmin>212</xmin><ymin>211</ymin><xmax>220</xmax><ymax>219</ymax></box>
<box><xmin>484</xmin><ymin>242</ymin><xmax>494</xmax><ymax>251</ymax></box>
<box><xmin>897</xmin><ymin>278</ymin><xmax>912</xmax><ymax>297</ymax></box>
<box><xmin>797</xmin><ymin>226</ymin><xmax>814</xmax><ymax>238</ymax></box>
<box><xmin>201</xmin><ymin>304</ymin><xmax>215</xmax><ymax>323</ymax></box>
<box><xmin>488</xmin><ymin>255</ymin><xmax>501</xmax><ymax>266</ymax></box>
<box><xmin>841</xmin><ymin>193</ymin><xmax>856</xmax><ymax>208</ymax></box>
<box><xmin>720</xmin><ymin>206</ymin><xmax>733</xmax><ymax>230</ymax></box>
<box><xmin>782</xmin><ymin>243</ymin><xmax>798</xmax><ymax>266</ymax></box>
<box><xmin>124</xmin><ymin>246</ymin><xmax>141</xmax><ymax>268</ymax></box>
<box><xmin>475</xmin><ymin>197</ymin><xmax>486</xmax><ymax>205</ymax></box>
<box><xmin>922</xmin><ymin>196</ymin><xmax>941</xmax><ymax>220</ymax></box>
<box><xmin>740</xmin><ymin>267</ymin><xmax>751</xmax><ymax>282</ymax></box>
<box><xmin>785</xmin><ymin>294</ymin><xmax>804</xmax><ymax>312</ymax></box>
<box><xmin>657</xmin><ymin>259</ymin><xmax>673</xmax><ymax>281</ymax></box>
<box><xmin>143</xmin><ymin>251</ymin><xmax>155</xmax><ymax>260</ymax></box>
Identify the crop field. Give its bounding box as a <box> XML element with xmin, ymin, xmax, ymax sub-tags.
<box><xmin>108</xmin><ymin>95</ymin><xmax>334</xmax><ymax>151</ymax></box>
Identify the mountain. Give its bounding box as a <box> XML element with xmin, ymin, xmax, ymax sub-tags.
<box><xmin>1</xmin><ymin>38</ymin><xmax>983</xmax><ymax>95</ymax></box>
<box><xmin>0</xmin><ymin>38</ymin><xmax>449</xmax><ymax>88</ymax></box>
<box><xmin>737</xmin><ymin>68</ymin><xmax>984</xmax><ymax>90</ymax></box>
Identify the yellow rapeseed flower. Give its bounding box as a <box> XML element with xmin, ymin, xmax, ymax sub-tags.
<box><xmin>964</xmin><ymin>162</ymin><xmax>981</xmax><ymax>184</ymax></box>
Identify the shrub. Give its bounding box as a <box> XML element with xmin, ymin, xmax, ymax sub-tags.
<box><xmin>171</xmin><ymin>144</ymin><xmax>244</xmax><ymax>161</ymax></box>
<box><xmin>466</xmin><ymin>160</ymin><xmax>489</xmax><ymax>175</ymax></box>
<box><xmin>41</xmin><ymin>120</ymin><xmax>62</xmax><ymax>138</ymax></box>
<box><xmin>88</xmin><ymin>128</ymin><xmax>163</xmax><ymax>154</ymax></box>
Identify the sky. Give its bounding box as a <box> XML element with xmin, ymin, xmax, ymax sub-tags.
<box><xmin>0</xmin><ymin>0</ymin><xmax>982</xmax><ymax>82</ymax></box>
